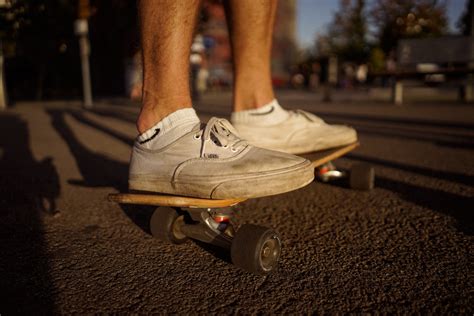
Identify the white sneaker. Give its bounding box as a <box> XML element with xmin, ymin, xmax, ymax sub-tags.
<box><xmin>231</xmin><ymin>100</ymin><xmax>357</xmax><ymax>154</ymax></box>
<box><xmin>129</xmin><ymin>117</ymin><xmax>314</xmax><ymax>199</ymax></box>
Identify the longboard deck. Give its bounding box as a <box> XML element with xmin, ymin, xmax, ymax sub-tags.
<box><xmin>108</xmin><ymin>142</ymin><xmax>359</xmax><ymax>208</ymax></box>
<box><xmin>108</xmin><ymin>193</ymin><xmax>245</xmax><ymax>208</ymax></box>
<box><xmin>300</xmin><ymin>142</ymin><xmax>359</xmax><ymax>168</ymax></box>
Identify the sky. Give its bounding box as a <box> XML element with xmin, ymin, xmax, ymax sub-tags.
<box><xmin>297</xmin><ymin>0</ymin><xmax>469</xmax><ymax>49</ymax></box>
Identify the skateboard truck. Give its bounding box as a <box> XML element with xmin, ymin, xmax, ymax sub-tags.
<box><xmin>148</xmin><ymin>205</ymin><xmax>281</xmax><ymax>274</ymax></box>
<box><xmin>177</xmin><ymin>207</ymin><xmax>234</xmax><ymax>249</ymax></box>
<box><xmin>108</xmin><ymin>193</ymin><xmax>282</xmax><ymax>275</ymax></box>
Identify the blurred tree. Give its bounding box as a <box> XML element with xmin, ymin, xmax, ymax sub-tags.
<box><xmin>457</xmin><ymin>0</ymin><xmax>473</xmax><ymax>36</ymax></box>
<box><xmin>370</xmin><ymin>0</ymin><xmax>448</xmax><ymax>54</ymax></box>
<box><xmin>322</xmin><ymin>0</ymin><xmax>370</xmax><ymax>63</ymax></box>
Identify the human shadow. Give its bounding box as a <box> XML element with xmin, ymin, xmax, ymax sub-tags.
<box><xmin>0</xmin><ymin>114</ymin><xmax>60</xmax><ymax>313</ymax></box>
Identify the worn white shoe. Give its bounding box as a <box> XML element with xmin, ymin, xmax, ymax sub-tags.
<box><xmin>129</xmin><ymin>117</ymin><xmax>314</xmax><ymax>199</ymax></box>
<box><xmin>231</xmin><ymin>100</ymin><xmax>357</xmax><ymax>154</ymax></box>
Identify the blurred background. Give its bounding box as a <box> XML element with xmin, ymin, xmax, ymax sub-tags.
<box><xmin>0</xmin><ymin>0</ymin><xmax>472</xmax><ymax>104</ymax></box>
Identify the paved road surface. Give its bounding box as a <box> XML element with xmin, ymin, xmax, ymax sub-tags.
<box><xmin>1</xmin><ymin>92</ymin><xmax>473</xmax><ymax>313</ymax></box>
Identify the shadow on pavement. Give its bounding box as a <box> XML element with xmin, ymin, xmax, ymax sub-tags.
<box><xmin>347</xmin><ymin>153</ymin><xmax>474</xmax><ymax>187</ymax></box>
<box><xmin>47</xmin><ymin>108</ymin><xmax>155</xmax><ymax>233</ymax></box>
<box><xmin>48</xmin><ymin>109</ymin><xmax>129</xmax><ymax>190</ymax></box>
<box><xmin>89</xmin><ymin>107</ymin><xmax>137</xmax><ymax>124</ymax></box>
<box><xmin>69</xmin><ymin>110</ymin><xmax>134</xmax><ymax>146</ymax></box>
<box><xmin>353</xmin><ymin>125</ymin><xmax>474</xmax><ymax>150</ymax></box>
<box><xmin>341</xmin><ymin>154</ymin><xmax>473</xmax><ymax>234</ymax></box>
<box><xmin>324</xmin><ymin>163</ymin><xmax>472</xmax><ymax>235</ymax></box>
<box><xmin>375</xmin><ymin>176</ymin><xmax>474</xmax><ymax>235</ymax></box>
<box><xmin>316</xmin><ymin>112</ymin><xmax>474</xmax><ymax>130</ymax></box>
<box><xmin>0</xmin><ymin>114</ymin><xmax>60</xmax><ymax>313</ymax></box>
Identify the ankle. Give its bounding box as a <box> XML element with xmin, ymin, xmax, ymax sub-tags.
<box><xmin>233</xmin><ymin>78</ymin><xmax>274</xmax><ymax>112</ymax></box>
<box><xmin>137</xmin><ymin>93</ymin><xmax>193</xmax><ymax>134</ymax></box>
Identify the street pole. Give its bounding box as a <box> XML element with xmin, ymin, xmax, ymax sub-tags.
<box><xmin>468</xmin><ymin>3</ymin><xmax>474</xmax><ymax>102</ymax></box>
<box><xmin>0</xmin><ymin>0</ymin><xmax>8</xmax><ymax>110</ymax></box>
<box><xmin>471</xmin><ymin>0</ymin><xmax>474</xmax><ymax>37</ymax></box>
<box><xmin>323</xmin><ymin>55</ymin><xmax>338</xmax><ymax>102</ymax></box>
<box><xmin>0</xmin><ymin>40</ymin><xmax>7</xmax><ymax>110</ymax></box>
<box><xmin>75</xmin><ymin>0</ymin><xmax>93</xmax><ymax>109</ymax></box>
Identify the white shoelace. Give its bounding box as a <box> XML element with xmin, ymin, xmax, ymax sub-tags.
<box><xmin>196</xmin><ymin>117</ymin><xmax>248</xmax><ymax>157</ymax></box>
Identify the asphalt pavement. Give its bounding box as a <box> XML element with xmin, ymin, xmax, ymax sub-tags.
<box><xmin>1</xmin><ymin>91</ymin><xmax>473</xmax><ymax>313</ymax></box>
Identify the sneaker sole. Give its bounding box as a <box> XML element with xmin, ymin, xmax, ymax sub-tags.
<box><xmin>129</xmin><ymin>160</ymin><xmax>314</xmax><ymax>199</ymax></box>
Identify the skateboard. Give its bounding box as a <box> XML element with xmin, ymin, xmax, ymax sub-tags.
<box><xmin>108</xmin><ymin>142</ymin><xmax>373</xmax><ymax>275</ymax></box>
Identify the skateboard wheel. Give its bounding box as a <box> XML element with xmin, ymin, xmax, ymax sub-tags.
<box><xmin>150</xmin><ymin>207</ymin><xmax>188</xmax><ymax>244</ymax></box>
<box><xmin>231</xmin><ymin>224</ymin><xmax>281</xmax><ymax>275</ymax></box>
<box><xmin>350</xmin><ymin>163</ymin><xmax>375</xmax><ymax>190</ymax></box>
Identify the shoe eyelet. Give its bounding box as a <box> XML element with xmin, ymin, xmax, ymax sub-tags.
<box><xmin>223</xmin><ymin>145</ymin><xmax>228</xmax><ymax>148</ymax></box>
<box><xmin>193</xmin><ymin>134</ymin><xmax>201</xmax><ymax>140</ymax></box>
<box><xmin>231</xmin><ymin>147</ymin><xmax>238</xmax><ymax>152</ymax></box>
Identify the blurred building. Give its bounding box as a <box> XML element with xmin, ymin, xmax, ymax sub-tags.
<box><xmin>201</xmin><ymin>0</ymin><xmax>298</xmax><ymax>88</ymax></box>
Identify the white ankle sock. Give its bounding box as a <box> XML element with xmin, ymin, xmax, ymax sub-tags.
<box><xmin>231</xmin><ymin>99</ymin><xmax>289</xmax><ymax>126</ymax></box>
<box><xmin>137</xmin><ymin>108</ymin><xmax>200</xmax><ymax>150</ymax></box>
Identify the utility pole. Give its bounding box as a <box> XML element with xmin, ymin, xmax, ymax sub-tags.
<box><xmin>471</xmin><ymin>0</ymin><xmax>474</xmax><ymax>37</ymax></box>
<box><xmin>0</xmin><ymin>39</ymin><xmax>7</xmax><ymax>110</ymax></box>
<box><xmin>468</xmin><ymin>0</ymin><xmax>474</xmax><ymax>102</ymax></box>
<box><xmin>323</xmin><ymin>55</ymin><xmax>338</xmax><ymax>102</ymax></box>
<box><xmin>75</xmin><ymin>0</ymin><xmax>93</xmax><ymax>109</ymax></box>
<box><xmin>0</xmin><ymin>0</ymin><xmax>9</xmax><ymax>110</ymax></box>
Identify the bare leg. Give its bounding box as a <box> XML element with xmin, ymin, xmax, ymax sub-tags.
<box><xmin>224</xmin><ymin>0</ymin><xmax>277</xmax><ymax>112</ymax></box>
<box><xmin>137</xmin><ymin>0</ymin><xmax>201</xmax><ymax>134</ymax></box>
